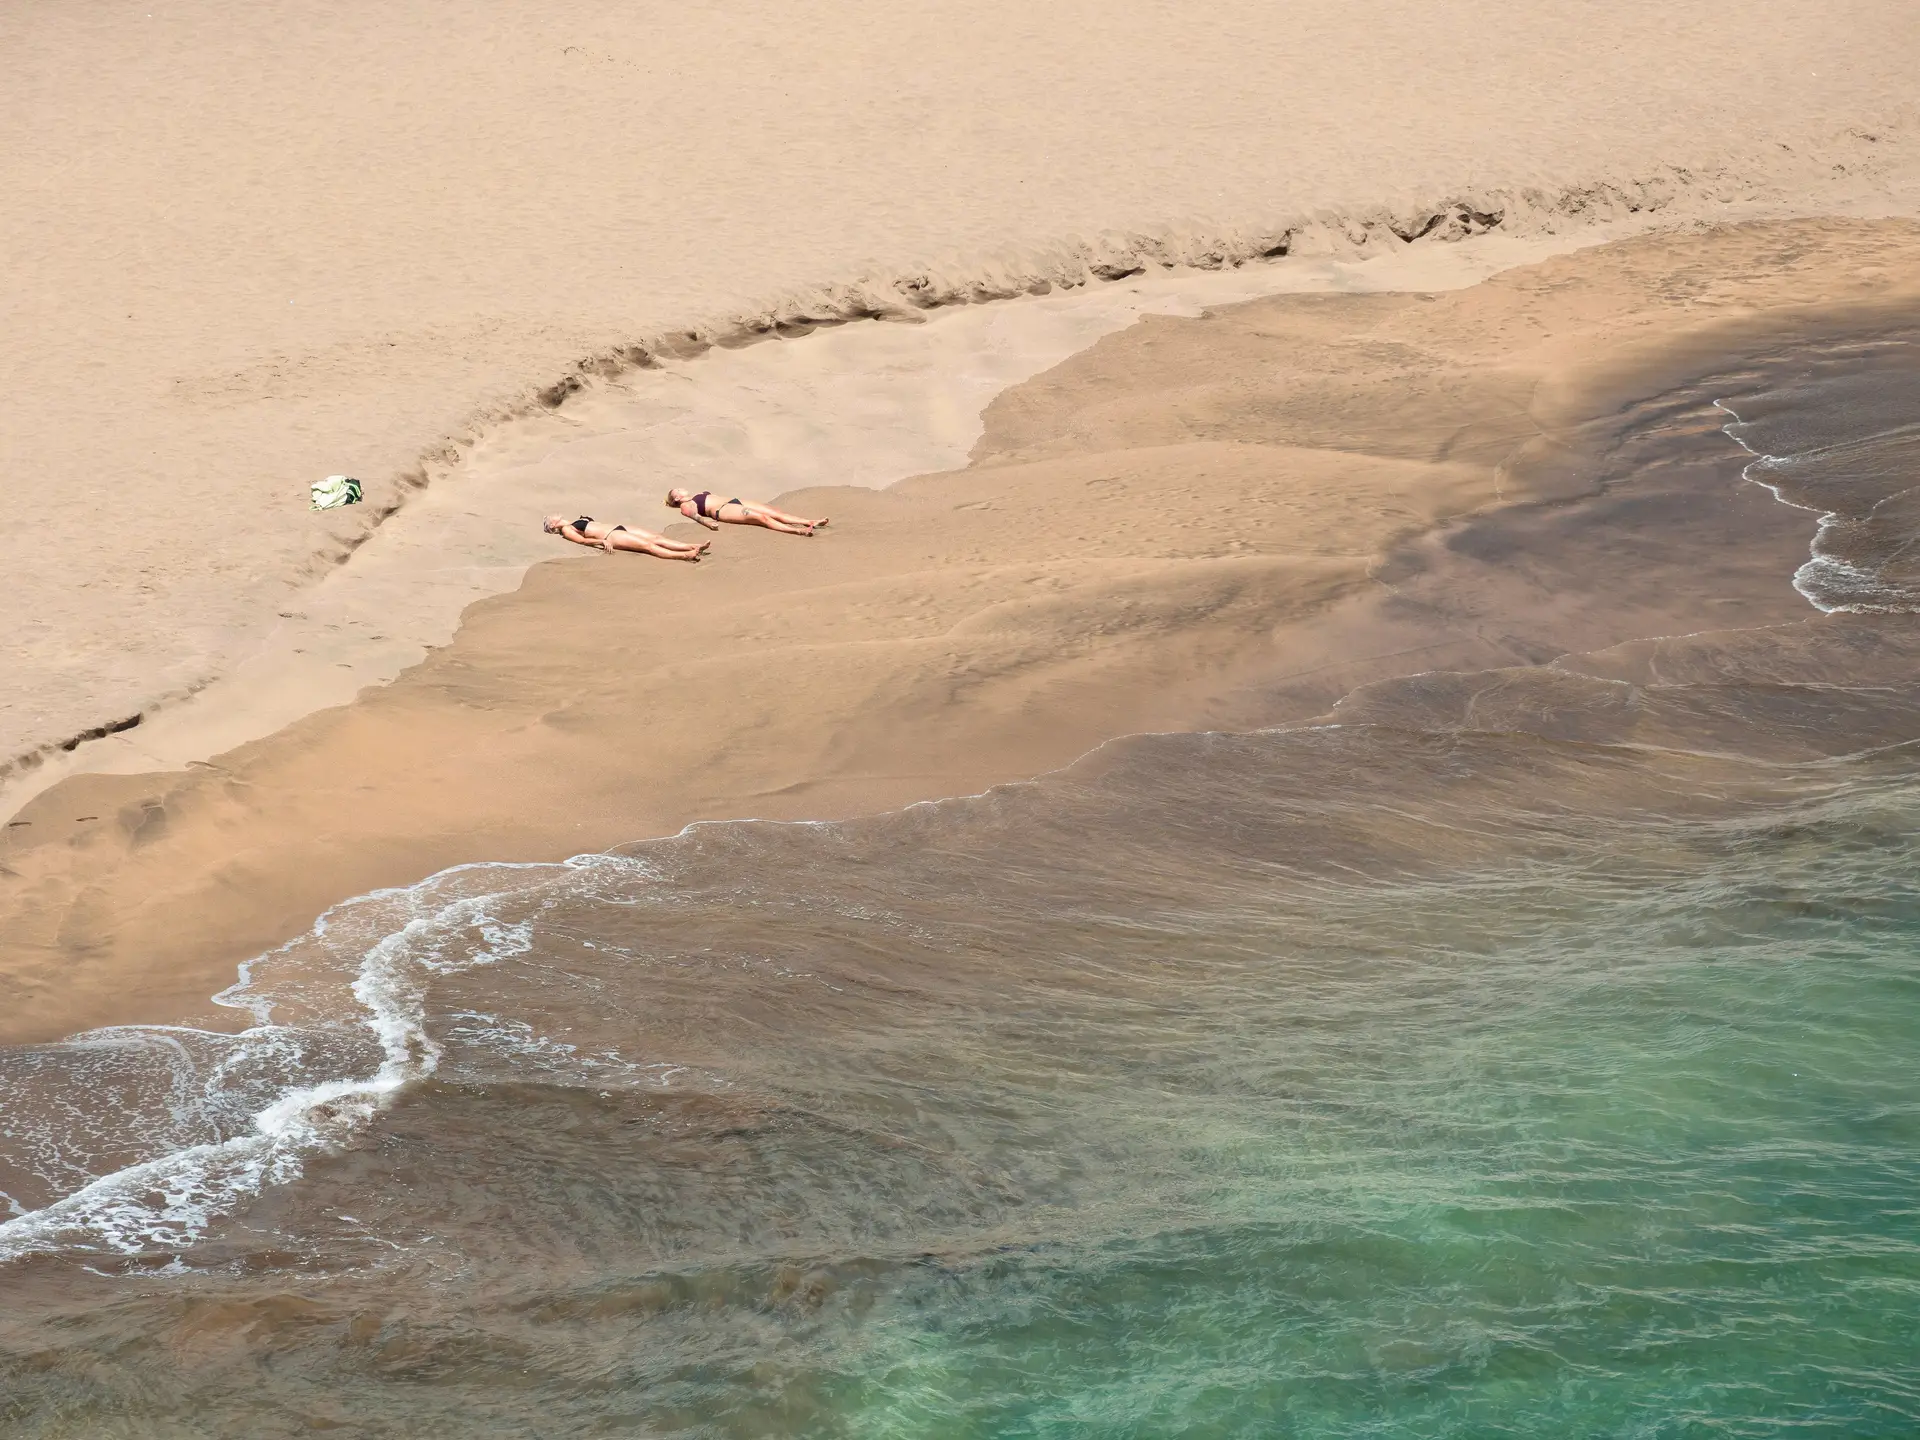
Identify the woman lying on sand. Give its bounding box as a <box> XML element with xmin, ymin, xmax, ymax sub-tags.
<box><xmin>666</xmin><ymin>488</ymin><xmax>828</xmax><ymax>535</ymax></box>
<box><xmin>544</xmin><ymin>514</ymin><xmax>709</xmax><ymax>561</ymax></box>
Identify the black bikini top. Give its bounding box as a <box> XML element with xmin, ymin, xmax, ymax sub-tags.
<box><xmin>573</xmin><ymin>516</ymin><xmax>594</xmax><ymax>532</ymax></box>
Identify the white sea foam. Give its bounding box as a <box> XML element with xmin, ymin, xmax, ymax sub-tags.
<box><xmin>0</xmin><ymin>858</ymin><xmax>589</xmax><ymax>1264</ymax></box>
<box><xmin>7</xmin><ymin>375</ymin><xmax>1912</xmax><ymax>1265</ymax></box>
<box><xmin>1713</xmin><ymin>398</ymin><xmax>1919</xmax><ymax>615</ymax></box>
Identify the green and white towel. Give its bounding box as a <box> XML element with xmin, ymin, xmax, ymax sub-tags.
<box><xmin>310</xmin><ymin>475</ymin><xmax>363</xmax><ymax>510</ymax></box>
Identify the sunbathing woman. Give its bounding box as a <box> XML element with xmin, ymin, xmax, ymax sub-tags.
<box><xmin>665</xmin><ymin>488</ymin><xmax>827</xmax><ymax>535</ymax></box>
<box><xmin>543</xmin><ymin>514</ymin><xmax>709</xmax><ymax>561</ymax></box>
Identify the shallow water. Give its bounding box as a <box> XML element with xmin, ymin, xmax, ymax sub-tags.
<box><xmin>1</xmin><ymin>322</ymin><xmax>1918</xmax><ymax>1437</ymax></box>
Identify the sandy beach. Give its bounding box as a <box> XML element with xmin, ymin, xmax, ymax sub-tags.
<box><xmin>5</xmin><ymin>0</ymin><xmax>1918</xmax><ymax>780</ymax></box>
<box><xmin>6</xmin><ymin>215</ymin><xmax>1920</xmax><ymax>1046</ymax></box>
<box><xmin>9</xmin><ymin>4</ymin><xmax>1920</xmax><ymax>1426</ymax></box>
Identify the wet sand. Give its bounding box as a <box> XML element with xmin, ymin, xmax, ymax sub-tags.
<box><xmin>5</xmin><ymin>218</ymin><xmax>1919</xmax><ymax>1046</ymax></box>
<box><xmin>0</xmin><ymin>235</ymin><xmax>1577</xmax><ymax>824</ymax></box>
<box><xmin>5</xmin><ymin>0</ymin><xmax>1920</xmax><ymax>781</ymax></box>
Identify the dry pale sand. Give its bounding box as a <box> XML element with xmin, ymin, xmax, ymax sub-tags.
<box><xmin>6</xmin><ymin>218</ymin><xmax>1920</xmax><ymax>1045</ymax></box>
<box><xmin>4</xmin><ymin>0</ymin><xmax>1919</xmax><ymax>783</ymax></box>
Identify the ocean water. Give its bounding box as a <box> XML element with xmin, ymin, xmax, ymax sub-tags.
<box><xmin>0</xmin><ymin>322</ymin><xmax>1917</xmax><ymax>1438</ymax></box>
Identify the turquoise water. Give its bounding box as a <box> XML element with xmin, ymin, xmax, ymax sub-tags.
<box><xmin>548</xmin><ymin>772</ymin><xmax>1914</xmax><ymax>1439</ymax></box>
<box><xmin>812</xmin><ymin>872</ymin><xmax>1920</xmax><ymax>1438</ymax></box>
<box><xmin>1</xmin><ymin>335</ymin><xmax>1918</xmax><ymax>1437</ymax></box>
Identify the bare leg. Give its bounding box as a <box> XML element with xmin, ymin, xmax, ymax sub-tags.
<box><xmin>745</xmin><ymin>513</ymin><xmax>813</xmax><ymax>535</ymax></box>
<box><xmin>650</xmin><ymin>535</ymin><xmax>709</xmax><ymax>554</ymax></box>
<box><xmin>640</xmin><ymin>538</ymin><xmax>702</xmax><ymax>561</ymax></box>
<box><xmin>610</xmin><ymin>530</ymin><xmax>703</xmax><ymax>560</ymax></box>
<box><xmin>625</xmin><ymin>526</ymin><xmax>707</xmax><ymax>554</ymax></box>
<box><xmin>722</xmin><ymin>501</ymin><xmax>823</xmax><ymax>534</ymax></box>
<box><xmin>755</xmin><ymin>504</ymin><xmax>825</xmax><ymax>529</ymax></box>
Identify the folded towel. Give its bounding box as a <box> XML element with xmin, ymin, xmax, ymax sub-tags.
<box><xmin>311</xmin><ymin>475</ymin><xmax>363</xmax><ymax>510</ymax></box>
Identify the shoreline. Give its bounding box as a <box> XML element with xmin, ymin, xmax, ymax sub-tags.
<box><xmin>10</xmin><ymin>0</ymin><xmax>1920</xmax><ymax>1415</ymax></box>
<box><xmin>6</xmin><ymin>140</ymin><xmax>1920</xmax><ymax>790</ymax></box>
<box><xmin>9</xmin><ymin>187</ymin><xmax>1920</xmax><ymax>827</ymax></box>
<box><xmin>5</xmin><ymin>218</ymin><xmax>1920</xmax><ymax>1049</ymax></box>
<box><xmin>0</xmin><ymin>222</ymin><xmax>1604</xmax><ymax>825</ymax></box>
